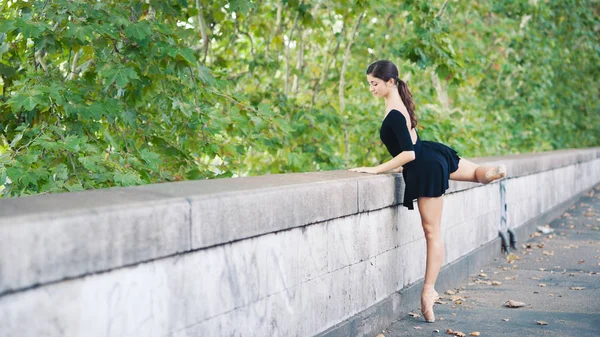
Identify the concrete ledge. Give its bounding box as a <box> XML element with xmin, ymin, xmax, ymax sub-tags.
<box><xmin>0</xmin><ymin>147</ymin><xmax>599</xmax><ymax>337</ymax></box>
<box><xmin>448</xmin><ymin>148</ymin><xmax>600</xmax><ymax>194</ymax></box>
<box><xmin>138</xmin><ymin>176</ymin><xmax>360</xmax><ymax>249</ymax></box>
<box><xmin>0</xmin><ymin>188</ymin><xmax>191</xmax><ymax>294</ymax></box>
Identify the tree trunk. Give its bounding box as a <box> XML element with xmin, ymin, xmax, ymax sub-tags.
<box><xmin>431</xmin><ymin>71</ymin><xmax>450</xmax><ymax>111</ymax></box>
<box><xmin>266</xmin><ymin>0</ymin><xmax>284</xmax><ymax>63</ymax></box>
<box><xmin>310</xmin><ymin>20</ymin><xmax>345</xmax><ymax>110</ymax></box>
<box><xmin>339</xmin><ymin>13</ymin><xmax>365</xmax><ymax>167</ymax></box>
<box><xmin>285</xmin><ymin>8</ymin><xmax>301</xmax><ymax>95</ymax></box>
<box><xmin>292</xmin><ymin>1</ymin><xmax>322</xmax><ymax>94</ymax></box>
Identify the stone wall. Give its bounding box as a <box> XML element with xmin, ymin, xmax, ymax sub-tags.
<box><xmin>1</xmin><ymin>148</ymin><xmax>599</xmax><ymax>337</ymax></box>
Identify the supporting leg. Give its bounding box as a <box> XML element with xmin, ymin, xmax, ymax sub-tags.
<box><xmin>417</xmin><ymin>196</ymin><xmax>444</xmax><ymax>322</ymax></box>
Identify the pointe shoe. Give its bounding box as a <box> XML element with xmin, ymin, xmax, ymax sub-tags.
<box><xmin>484</xmin><ymin>164</ymin><xmax>507</xmax><ymax>183</ymax></box>
<box><xmin>421</xmin><ymin>289</ymin><xmax>438</xmax><ymax>323</ymax></box>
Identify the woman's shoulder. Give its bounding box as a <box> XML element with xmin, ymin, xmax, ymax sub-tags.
<box><xmin>385</xmin><ymin>109</ymin><xmax>409</xmax><ymax>123</ymax></box>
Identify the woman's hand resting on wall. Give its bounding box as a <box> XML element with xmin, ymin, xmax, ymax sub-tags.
<box><xmin>349</xmin><ymin>167</ymin><xmax>380</xmax><ymax>174</ymax></box>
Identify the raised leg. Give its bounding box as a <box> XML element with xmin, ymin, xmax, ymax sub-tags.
<box><xmin>449</xmin><ymin>158</ymin><xmax>506</xmax><ymax>184</ymax></box>
<box><xmin>417</xmin><ymin>196</ymin><xmax>444</xmax><ymax>322</ymax></box>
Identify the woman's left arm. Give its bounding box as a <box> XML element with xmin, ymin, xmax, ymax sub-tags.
<box><xmin>350</xmin><ymin>150</ymin><xmax>415</xmax><ymax>174</ymax></box>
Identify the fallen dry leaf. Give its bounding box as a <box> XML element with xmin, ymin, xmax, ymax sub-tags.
<box><xmin>505</xmin><ymin>276</ymin><xmax>517</xmax><ymax>280</ymax></box>
<box><xmin>479</xmin><ymin>273</ymin><xmax>488</xmax><ymax>277</ymax></box>
<box><xmin>446</xmin><ymin>330</ymin><xmax>467</xmax><ymax>337</ymax></box>
<box><xmin>408</xmin><ymin>312</ymin><xmax>420</xmax><ymax>318</ymax></box>
<box><xmin>470</xmin><ymin>332</ymin><xmax>481</xmax><ymax>336</ymax></box>
<box><xmin>446</xmin><ymin>289</ymin><xmax>457</xmax><ymax>295</ymax></box>
<box><xmin>570</xmin><ymin>287</ymin><xmax>585</xmax><ymax>290</ymax></box>
<box><xmin>538</xmin><ymin>283</ymin><xmax>547</xmax><ymax>287</ymax></box>
<box><xmin>584</xmin><ymin>212</ymin><xmax>595</xmax><ymax>217</ymax></box>
<box><xmin>492</xmin><ymin>281</ymin><xmax>502</xmax><ymax>285</ymax></box>
<box><xmin>542</xmin><ymin>250</ymin><xmax>555</xmax><ymax>256</ymax></box>
<box><xmin>413</xmin><ymin>326</ymin><xmax>422</xmax><ymax>330</ymax></box>
<box><xmin>578</xmin><ymin>260</ymin><xmax>585</xmax><ymax>264</ymax></box>
<box><xmin>376</xmin><ymin>334</ymin><xmax>385</xmax><ymax>337</ymax></box>
<box><xmin>505</xmin><ymin>300</ymin><xmax>526</xmax><ymax>308</ymax></box>
<box><xmin>436</xmin><ymin>300</ymin><xmax>447</xmax><ymax>304</ymax></box>
<box><xmin>502</xmin><ymin>318</ymin><xmax>510</xmax><ymax>321</ymax></box>
<box><xmin>434</xmin><ymin>329</ymin><xmax>440</xmax><ymax>333</ymax></box>
<box><xmin>536</xmin><ymin>320</ymin><xmax>548</xmax><ymax>325</ymax></box>
<box><xmin>506</xmin><ymin>253</ymin><xmax>520</xmax><ymax>262</ymax></box>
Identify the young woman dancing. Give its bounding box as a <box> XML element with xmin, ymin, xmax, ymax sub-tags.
<box><xmin>349</xmin><ymin>60</ymin><xmax>506</xmax><ymax>323</ymax></box>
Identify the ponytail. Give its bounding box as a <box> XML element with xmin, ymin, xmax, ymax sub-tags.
<box><xmin>397</xmin><ymin>79</ymin><xmax>417</xmax><ymax>129</ymax></box>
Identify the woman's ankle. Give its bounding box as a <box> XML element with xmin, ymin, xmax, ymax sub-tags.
<box><xmin>422</xmin><ymin>283</ymin><xmax>436</xmax><ymax>292</ymax></box>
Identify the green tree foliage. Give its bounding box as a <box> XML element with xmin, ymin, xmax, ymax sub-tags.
<box><xmin>1</xmin><ymin>0</ymin><xmax>598</xmax><ymax>197</ymax></box>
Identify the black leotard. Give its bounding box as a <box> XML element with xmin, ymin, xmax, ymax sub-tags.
<box><xmin>380</xmin><ymin>109</ymin><xmax>461</xmax><ymax>210</ymax></box>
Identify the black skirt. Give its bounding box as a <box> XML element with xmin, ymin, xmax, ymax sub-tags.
<box><xmin>401</xmin><ymin>139</ymin><xmax>461</xmax><ymax>210</ymax></box>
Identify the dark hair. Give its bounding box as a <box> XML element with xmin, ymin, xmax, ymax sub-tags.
<box><xmin>366</xmin><ymin>60</ymin><xmax>417</xmax><ymax>129</ymax></box>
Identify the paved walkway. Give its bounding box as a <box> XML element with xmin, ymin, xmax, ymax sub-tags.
<box><xmin>380</xmin><ymin>184</ymin><xmax>600</xmax><ymax>337</ymax></box>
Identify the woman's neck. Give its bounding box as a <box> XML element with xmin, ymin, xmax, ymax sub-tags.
<box><xmin>384</xmin><ymin>89</ymin><xmax>407</xmax><ymax>114</ymax></box>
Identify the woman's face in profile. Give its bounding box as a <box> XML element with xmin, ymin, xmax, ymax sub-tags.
<box><xmin>366</xmin><ymin>74</ymin><xmax>389</xmax><ymax>98</ymax></box>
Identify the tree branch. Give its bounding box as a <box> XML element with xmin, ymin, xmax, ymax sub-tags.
<box><xmin>195</xmin><ymin>0</ymin><xmax>209</xmax><ymax>64</ymax></box>
<box><xmin>238</xmin><ymin>28</ymin><xmax>256</xmax><ymax>58</ymax></box>
<box><xmin>435</xmin><ymin>0</ymin><xmax>450</xmax><ymax>20</ymax></box>
<box><xmin>67</xmin><ymin>49</ymin><xmax>82</xmax><ymax>80</ymax></box>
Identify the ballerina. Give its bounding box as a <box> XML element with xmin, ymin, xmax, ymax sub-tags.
<box><xmin>350</xmin><ymin>60</ymin><xmax>506</xmax><ymax>322</ymax></box>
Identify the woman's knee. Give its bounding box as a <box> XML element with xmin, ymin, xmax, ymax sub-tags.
<box><xmin>421</xmin><ymin>222</ymin><xmax>441</xmax><ymax>239</ymax></box>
